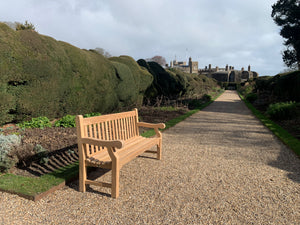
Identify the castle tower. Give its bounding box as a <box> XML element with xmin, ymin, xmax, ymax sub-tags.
<box><xmin>248</xmin><ymin>65</ymin><xmax>251</xmax><ymax>72</ymax></box>
<box><xmin>225</xmin><ymin>64</ymin><xmax>228</xmax><ymax>71</ymax></box>
<box><xmin>189</xmin><ymin>57</ymin><xmax>198</xmax><ymax>74</ymax></box>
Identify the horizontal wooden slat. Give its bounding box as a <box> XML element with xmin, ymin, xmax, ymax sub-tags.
<box><xmin>85</xmin><ymin>179</ymin><xmax>112</xmax><ymax>188</ymax></box>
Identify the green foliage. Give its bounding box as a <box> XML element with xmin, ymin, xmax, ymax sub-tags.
<box><xmin>0</xmin><ymin>22</ymin><xmax>153</xmax><ymax>125</ymax></box>
<box><xmin>17</xmin><ymin>117</ymin><xmax>52</xmax><ymax>129</ymax></box>
<box><xmin>55</xmin><ymin>115</ymin><xmax>76</xmax><ymax>128</ymax></box>
<box><xmin>271</xmin><ymin>0</ymin><xmax>300</xmax><ymax>69</ymax></box>
<box><xmin>266</xmin><ymin>101</ymin><xmax>298</xmax><ymax>120</ymax></box>
<box><xmin>255</xmin><ymin>71</ymin><xmax>300</xmax><ymax>102</ymax></box>
<box><xmin>156</xmin><ymin>106</ymin><xmax>178</xmax><ymax>111</ymax></box>
<box><xmin>245</xmin><ymin>93</ymin><xmax>258</xmax><ymax>103</ymax></box>
<box><xmin>188</xmin><ymin>99</ymin><xmax>202</xmax><ymax>110</ymax></box>
<box><xmin>32</xmin><ymin>144</ymin><xmax>49</xmax><ymax>164</ymax></box>
<box><xmin>16</xmin><ymin>21</ymin><xmax>36</xmax><ymax>31</ymax></box>
<box><xmin>137</xmin><ymin>59</ymin><xmax>218</xmax><ymax>102</ymax></box>
<box><xmin>83</xmin><ymin>112</ymin><xmax>101</xmax><ymax>118</ymax></box>
<box><xmin>0</xmin><ymin>134</ymin><xmax>21</xmax><ymax>172</ymax></box>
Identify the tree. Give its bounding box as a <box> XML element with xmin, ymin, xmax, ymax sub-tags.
<box><xmin>16</xmin><ymin>21</ymin><xmax>36</xmax><ymax>31</ymax></box>
<box><xmin>271</xmin><ymin>0</ymin><xmax>300</xmax><ymax>70</ymax></box>
<box><xmin>146</xmin><ymin>56</ymin><xmax>167</xmax><ymax>66</ymax></box>
<box><xmin>92</xmin><ymin>47</ymin><xmax>112</xmax><ymax>58</ymax></box>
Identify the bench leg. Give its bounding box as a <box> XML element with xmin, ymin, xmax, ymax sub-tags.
<box><xmin>79</xmin><ymin>162</ymin><xmax>87</xmax><ymax>192</ymax></box>
<box><xmin>157</xmin><ymin>139</ymin><xmax>162</xmax><ymax>160</ymax></box>
<box><xmin>111</xmin><ymin>161</ymin><xmax>120</xmax><ymax>198</ymax></box>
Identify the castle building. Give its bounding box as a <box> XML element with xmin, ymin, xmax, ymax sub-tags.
<box><xmin>199</xmin><ymin>64</ymin><xmax>258</xmax><ymax>82</ymax></box>
<box><xmin>170</xmin><ymin>57</ymin><xmax>198</xmax><ymax>74</ymax></box>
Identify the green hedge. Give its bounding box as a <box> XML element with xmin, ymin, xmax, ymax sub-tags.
<box><xmin>137</xmin><ymin>60</ymin><xmax>219</xmax><ymax>101</ymax></box>
<box><xmin>0</xmin><ymin>23</ymin><xmax>153</xmax><ymax>125</ymax></box>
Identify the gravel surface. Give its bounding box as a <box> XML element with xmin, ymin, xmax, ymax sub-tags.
<box><xmin>0</xmin><ymin>90</ymin><xmax>299</xmax><ymax>224</ymax></box>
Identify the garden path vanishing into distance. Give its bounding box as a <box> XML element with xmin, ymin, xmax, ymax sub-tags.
<box><xmin>0</xmin><ymin>90</ymin><xmax>299</xmax><ymax>224</ymax></box>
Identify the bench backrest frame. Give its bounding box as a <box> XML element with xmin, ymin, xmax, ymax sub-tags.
<box><xmin>76</xmin><ymin>109</ymin><xmax>139</xmax><ymax>157</ymax></box>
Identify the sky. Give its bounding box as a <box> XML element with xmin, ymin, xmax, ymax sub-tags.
<box><xmin>0</xmin><ymin>0</ymin><xmax>287</xmax><ymax>76</ymax></box>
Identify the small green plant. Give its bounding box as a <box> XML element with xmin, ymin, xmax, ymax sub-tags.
<box><xmin>266</xmin><ymin>101</ymin><xmax>298</xmax><ymax>120</ymax></box>
<box><xmin>84</xmin><ymin>112</ymin><xmax>101</xmax><ymax>118</ymax></box>
<box><xmin>33</xmin><ymin>144</ymin><xmax>49</xmax><ymax>164</ymax></box>
<box><xmin>202</xmin><ymin>94</ymin><xmax>212</xmax><ymax>102</ymax></box>
<box><xmin>245</xmin><ymin>93</ymin><xmax>258</xmax><ymax>103</ymax></box>
<box><xmin>55</xmin><ymin>115</ymin><xmax>76</xmax><ymax>128</ymax></box>
<box><xmin>156</xmin><ymin>106</ymin><xmax>177</xmax><ymax>111</ymax></box>
<box><xmin>0</xmin><ymin>134</ymin><xmax>21</xmax><ymax>172</ymax></box>
<box><xmin>17</xmin><ymin>117</ymin><xmax>52</xmax><ymax>129</ymax></box>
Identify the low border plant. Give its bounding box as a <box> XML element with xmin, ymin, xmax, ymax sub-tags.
<box><xmin>17</xmin><ymin>117</ymin><xmax>52</xmax><ymax>129</ymax></box>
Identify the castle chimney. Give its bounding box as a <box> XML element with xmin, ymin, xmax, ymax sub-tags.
<box><xmin>216</xmin><ymin>66</ymin><xmax>219</xmax><ymax>72</ymax></box>
<box><xmin>248</xmin><ymin>65</ymin><xmax>251</xmax><ymax>71</ymax></box>
<box><xmin>209</xmin><ymin>64</ymin><xmax>211</xmax><ymax>71</ymax></box>
<box><xmin>225</xmin><ymin>64</ymin><xmax>228</xmax><ymax>71</ymax></box>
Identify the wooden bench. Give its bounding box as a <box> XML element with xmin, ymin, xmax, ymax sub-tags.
<box><xmin>75</xmin><ymin>108</ymin><xmax>165</xmax><ymax>198</ymax></box>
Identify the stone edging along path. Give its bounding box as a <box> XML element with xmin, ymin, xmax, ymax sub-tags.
<box><xmin>0</xmin><ymin>90</ymin><xmax>299</xmax><ymax>224</ymax></box>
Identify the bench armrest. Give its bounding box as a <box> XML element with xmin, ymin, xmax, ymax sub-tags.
<box><xmin>137</xmin><ymin>122</ymin><xmax>165</xmax><ymax>129</ymax></box>
<box><xmin>80</xmin><ymin>137</ymin><xmax>124</xmax><ymax>149</ymax></box>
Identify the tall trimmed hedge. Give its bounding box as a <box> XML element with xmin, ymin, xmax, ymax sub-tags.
<box><xmin>0</xmin><ymin>23</ymin><xmax>153</xmax><ymax>125</ymax></box>
<box><xmin>137</xmin><ymin>59</ymin><xmax>218</xmax><ymax>100</ymax></box>
<box><xmin>255</xmin><ymin>71</ymin><xmax>300</xmax><ymax>102</ymax></box>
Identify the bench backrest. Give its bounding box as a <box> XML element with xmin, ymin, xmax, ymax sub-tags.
<box><xmin>76</xmin><ymin>109</ymin><xmax>139</xmax><ymax>157</ymax></box>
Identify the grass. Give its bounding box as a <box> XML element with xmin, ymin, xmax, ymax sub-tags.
<box><xmin>239</xmin><ymin>93</ymin><xmax>300</xmax><ymax>157</ymax></box>
<box><xmin>0</xmin><ymin>90</ymin><xmax>224</xmax><ymax>199</ymax></box>
<box><xmin>0</xmin><ymin>162</ymin><xmax>79</xmax><ymax>197</ymax></box>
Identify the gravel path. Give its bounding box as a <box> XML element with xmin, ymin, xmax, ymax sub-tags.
<box><xmin>1</xmin><ymin>90</ymin><xmax>299</xmax><ymax>224</ymax></box>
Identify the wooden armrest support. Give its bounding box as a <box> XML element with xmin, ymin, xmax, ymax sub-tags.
<box><xmin>137</xmin><ymin>122</ymin><xmax>166</xmax><ymax>129</ymax></box>
<box><xmin>80</xmin><ymin>137</ymin><xmax>124</xmax><ymax>149</ymax></box>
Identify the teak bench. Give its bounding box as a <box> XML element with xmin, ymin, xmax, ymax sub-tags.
<box><xmin>76</xmin><ymin>108</ymin><xmax>165</xmax><ymax>198</ymax></box>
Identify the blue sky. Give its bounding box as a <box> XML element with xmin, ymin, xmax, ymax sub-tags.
<box><xmin>0</xmin><ymin>0</ymin><xmax>286</xmax><ymax>75</ymax></box>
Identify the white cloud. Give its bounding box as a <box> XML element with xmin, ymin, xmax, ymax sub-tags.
<box><xmin>0</xmin><ymin>0</ymin><xmax>285</xmax><ymax>75</ymax></box>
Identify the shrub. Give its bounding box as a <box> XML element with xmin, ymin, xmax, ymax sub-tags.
<box><xmin>55</xmin><ymin>115</ymin><xmax>76</xmax><ymax>127</ymax></box>
<box><xmin>33</xmin><ymin>144</ymin><xmax>49</xmax><ymax>164</ymax></box>
<box><xmin>156</xmin><ymin>106</ymin><xmax>177</xmax><ymax>111</ymax></box>
<box><xmin>202</xmin><ymin>94</ymin><xmax>212</xmax><ymax>102</ymax></box>
<box><xmin>0</xmin><ymin>134</ymin><xmax>21</xmax><ymax>172</ymax></box>
<box><xmin>188</xmin><ymin>99</ymin><xmax>202</xmax><ymax>110</ymax></box>
<box><xmin>17</xmin><ymin>116</ymin><xmax>52</xmax><ymax>129</ymax></box>
<box><xmin>16</xmin><ymin>21</ymin><xmax>36</xmax><ymax>31</ymax></box>
<box><xmin>245</xmin><ymin>93</ymin><xmax>258</xmax><ymax>103</ymax></box>
<box><xmin>83</xmin><ymin>112</ymin><xmax>102</xmax><ymax>118</ymax></box>
<box><xmin>266</xmin><ymin>101</ymin><xmax>298</xmax><ymax>120</ymax></box>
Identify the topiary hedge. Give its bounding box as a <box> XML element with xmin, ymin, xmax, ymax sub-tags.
<box><xmin>0</xmin><ymin>23</ymin><xmax>153</xmax><ymax>125</ymax></box>
<box><xmin>137</xmin><ymin>59</ymin><xmax>219</xmax><ymax>102</ymax></box>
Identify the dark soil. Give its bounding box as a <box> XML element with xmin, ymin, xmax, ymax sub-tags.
<box><xmin>1</xmin><ymin>107</ymin><xmax>188</xmax><ymax>178</ymax></box>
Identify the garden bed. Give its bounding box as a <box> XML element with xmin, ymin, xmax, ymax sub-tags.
<box><xmin>1</xmin><ymin>106</ymin><xmax>189</xmax><ymax>178</ymax></box>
